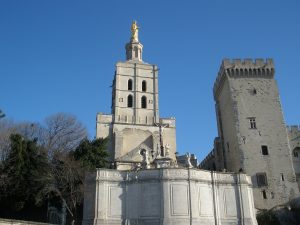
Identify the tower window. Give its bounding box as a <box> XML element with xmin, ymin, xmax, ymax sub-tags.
<box><xmin>141</xmin><ymin>96</ymin><xmax>147</xmax><ymax>109</ymax></box>
<box><xmin>281</xmin><ymin>173</ymin><xmax>285</xmax><ymax>181</ymax></box>
<box><xmin>294</xmin><ymin>148</ymin><xmax>299</xmax><ymax>157</ymax></box>
<box><xmin>127</xmin><ymin>95</ymin><xmax>133</xmax><ymax>108</ymax></box>
<box><xmin>261</xmin><ymin>145</ymin><xmax>269</xmax><ymax>155</ymax></box>
<box><xmin>262</xmin><ymin>190</ymin><xmax>267</xmax><ymax>199</ymax></box>
<box><xmin>256</xmin><ymin>173</ymin><xmax>268</xmax><ymax>187</ymax></box>
<box><xmin>142</xmin><ymin>80</ymin><xmax>147</xmax><ymax>92</ymax></box>
<box><xmin>128</xmin><ymin>79</ymin><xmax>133</xmax><ymax>90</ymax></box>
<box><xmin>249</xmin><ymin>117</ymin><xmax>257</xmax><ymax>129</ymax></box>
<box><xmin>134</xmin><ymin>47</ymin><xmax>138</xmax><ymax>58</ymax></box>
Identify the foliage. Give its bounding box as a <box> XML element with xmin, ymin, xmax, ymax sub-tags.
<box><xmin>256</xmin><ymin>209</ymin><xmax>281</xmax><ymax>225</ymax></box>
<box><xmin>73</xmin><ymin>138</ymin><xmax>108</xmax><ymax>170</ymax></box>
<box><xmin>0</xmin><ymin>113</ymin><xmax>87</xmax><ymax>161</ymax></box>
<box><xmin>0</xmin><ymin>114</ymin><xmax>108</xmax><ymax>224</ymax></box>
<box><xmin>0</xmin><ymin>134</ymin><xmax>50</xmax><ymax>211</ymax></box>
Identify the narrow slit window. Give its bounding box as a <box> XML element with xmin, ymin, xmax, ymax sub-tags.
<box><xmin>262</xmin><ymin>190</ymin><xmax>267</xmax><ymax>199</ymax></box>
<box><xmin>281</xmin><ymin>173</ymin><xmax>284</xmax><ymax>181</ymax></box>
<box><xmin>261</xmin><ymin>145</ymin><xmax>269</xmax><ymax>155</ymax></box>
<box><xmin>249</xmin><ymin>117</ymin><xmax>257</xmax><ymax>129</ymax></box>
<box><xmin>134</xmin><ymin>47</ymin><xmax>138</xmax><ymax>58</ymax></box>
<box><xmin>127</xmin><ymin>95</ymin><xmax>133</xmax><ymax>108</ymax></box>
<box><xmin>141</xmin><ymin>96</ymin><xmax>147</xmax><ymax>109</ymax></box>
<box><xmin>142</xmin><ymin>80</ymin><xmax>147</xmax><ymax>92</ymax></box>
<box><xmin>128</xmin><ymin>79</ymin><xmax>133</xmax><ymax>90</ymax></box>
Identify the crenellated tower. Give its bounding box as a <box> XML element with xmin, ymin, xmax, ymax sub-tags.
<box><xmin>212</xmin><ymin>58</ymin><xmax>299</xmax><ymax>210</ymax></box>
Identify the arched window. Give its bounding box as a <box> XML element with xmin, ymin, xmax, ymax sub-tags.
<box><xmin>142</xmin><ymin>80</ymin><xmax>147</xmax><ymax>92</ymax></box>
<box><xmin>141</xmin><ymin>96</ymin><xmax>147</xmax><ymax>109</ymax></box>
<box><xmin>128</xmin><ymin>79</ymin><xmax>133</xmax><ymax>90</ymax></box>
<box><xmin>134</xmin><ymin>47</ymin><xmax>138</xmax><ymax>58</ymax></box>
<box><xmin>127</xmin><ymin>95</ymin><xmax>133</xmax><ymax>108</ymax></box>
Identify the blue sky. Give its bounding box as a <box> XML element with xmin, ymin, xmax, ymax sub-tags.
<box><xmin>1</xmin><ymin>0</ymin><xmax>300</xmax><ymax>161</ymax></box>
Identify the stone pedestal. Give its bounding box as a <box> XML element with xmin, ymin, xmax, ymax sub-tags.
<box><xmin>83</xmin><ymin>168</ymin><xmax>258</xmax><ymax>225</ymax></box>
<box><xmin>154</xmin><ymin>157</ymin><xmax>172</xmax><ymax>168</ymax></box>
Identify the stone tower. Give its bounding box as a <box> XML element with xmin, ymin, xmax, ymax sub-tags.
<box><xmin>212</xmin><ymin>59</ymin><xmax>299</xmax><ymax>209</ymax></box>
<box><xmin>96</xmin><ymin>22</ymin><xmax>176</xmax><ymax>170</ymax></box>
<box><xmin>287</xmin><ymin>125</ymin><xmax>300</xmax><ymax>188</ymax></box>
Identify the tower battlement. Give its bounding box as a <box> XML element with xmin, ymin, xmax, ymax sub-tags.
<box><xmin>214</xmin><ymin>58</ymin><xmax>275</xmax><ymax>99</ymax></box>
<box><xmin>222</xmin><ymin>58</ymin><xmax>274</xmax><ymax>68</ymax></box>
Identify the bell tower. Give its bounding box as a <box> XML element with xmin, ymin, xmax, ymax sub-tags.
<box><xmin>96</xmin><ymin>22</ymin><xmax>177</xmax><ymax>170</ymax></box>
<box><xmin>111</xmin><ymin>21</ymin><xmax>159</xmax><ymax>125</ymax></box>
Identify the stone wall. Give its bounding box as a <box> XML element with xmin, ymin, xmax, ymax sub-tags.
<box><xmin>288</xmin><ymin>125</ymin><xmax>300</xmax><ymax>188</ymax></box>
<box><xmin>82</xmin><ymin>168</ymin><xmax>258</xmax><ymax>225</ymax></box>
<box><xmin>96</xmin><ymin>115</ymin><xmax>177</xmax><ymax>170</ymax></box>
<box><xmin>211</xmin><ymin>58</ymin><xmax>299</xmax><ymax>210</ymax></box>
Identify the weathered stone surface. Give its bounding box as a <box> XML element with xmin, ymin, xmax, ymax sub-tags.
<box><xmin>288</xmin><ymin>125</ymin><xmax>300</xmax><ymax>188</ymax></box>
<box><xmin>96</xmin><ymin>34</ymin><xmax>176</xmax><ymax>169</ymax></box>
<box><xmin>201</xmin><ymin>58</ymin><xmax>299</xmax><ymax>210</ymax></box>
<box><xmin>82</xmin><ymin>168</ymin><xmax>258</xmax><ymax>225</ymax></box>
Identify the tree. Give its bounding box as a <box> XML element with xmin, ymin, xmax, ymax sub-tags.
<box><xmin>0</xmin><ymin>114</ymin><xmax>89</xmax><ymax>224</ymax></box>
<box><xmin>0</xmin><ymin>134</ymin><xmax>50</xmax><ymax>212</ymax></box>
<box><xmin>0</xmin><ymin>113</ymin><xmax>88</xmax><ymax>160</ymax></box>
<box><xmin>0</xmin><ymin>119</ymin><xmax>17</xmax><ymax>161</ymax></box>
<box><xmin>73</xmin><ymin>138</ymin><xmax>108</xmax><ymax>170</ymax></box>
<box><xmin>0</xmin><ymin>120</ymin><xmax>45</xmax><ymax>161</ymax></box>
<box><xmin>51</xmin><ymin>152</ymin><xmax>84</xmax><ymax>225</ymax></box>
<box><xmin>44</xmin><ymin>113</ymin><xmax>87</xmax><ymax>156</ymax></box>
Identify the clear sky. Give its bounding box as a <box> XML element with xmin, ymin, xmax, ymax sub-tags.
<box><xmin>1</xmin><ymin>0</ymin><xmax>300</xmax><ymax>161</ymax></box>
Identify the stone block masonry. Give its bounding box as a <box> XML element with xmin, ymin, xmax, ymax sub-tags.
<box><xmin>82</xmin><ymin>168</ymin><xmax>258</xmax><ymax>225</ymax></box>
<box><xmin>202</xmin><ymin>58</ymin><xmax>300</xmax><ymax>210</ymax></box>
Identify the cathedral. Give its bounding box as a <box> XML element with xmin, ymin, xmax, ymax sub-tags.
<box><xmin>82</xmin><ymin>22</ymin><xmax>299</xmax><ymax>225</ymax></box>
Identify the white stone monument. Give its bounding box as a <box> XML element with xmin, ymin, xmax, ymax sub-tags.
<box><xmin>82</xmin><ymin>22</ymin><xmax>258</xmax><ymax>225</ymax></box>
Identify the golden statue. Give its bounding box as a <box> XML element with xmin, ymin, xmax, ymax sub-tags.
<box><xmin>131</xmin><ymin>21</ymin><xmax>139</xmax><ymax>42</ymax></box>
